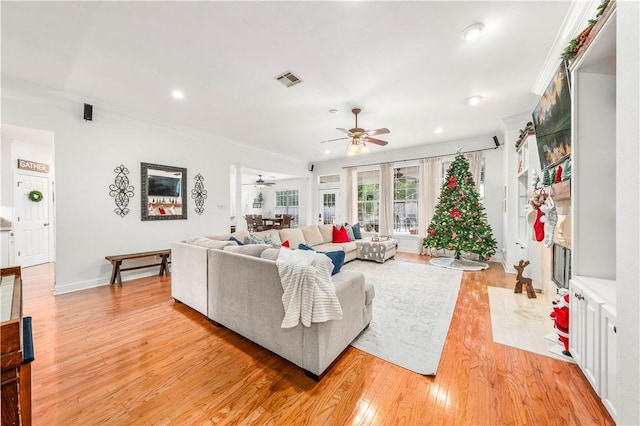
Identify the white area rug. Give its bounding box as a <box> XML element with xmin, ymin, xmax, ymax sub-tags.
<box><xmin>487</xmin><ymin>286</ymin><xmax>575</xmax><ymax>363</ymax></box>
<box><xmin>342</xmin><ymin>259</ymin><xmax>463</xmax><ymax>375</ymax></box>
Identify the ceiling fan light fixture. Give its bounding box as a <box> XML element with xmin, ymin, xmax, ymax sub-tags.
<box><xmin>347</xmin><ymin>142</ymin><xmax>359</xmax><ymax>156</ymax></box>
<box><xmin>461</xmin><ymin>23</ymin><xmax>485</xmax><ymax>41</ymax></box>
<box><xmin>467</xmin><ymin>95</ymin><xmax>483</xmax><ymax>106</ymax></box>
<box><xmin>359</xmin><ymin>142</ymin><xmax>370</xmax><ymax>154</ymax></box>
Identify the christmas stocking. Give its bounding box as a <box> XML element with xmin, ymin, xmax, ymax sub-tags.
<box><xmin>540</xmin><ymin>196</ymin><xmax>558</xmax><ymax>248</ymax></box>
<box><xmin>533</xmin><ymin>208</ymin><xmax>545</xmax><ymax>242</ymax></box>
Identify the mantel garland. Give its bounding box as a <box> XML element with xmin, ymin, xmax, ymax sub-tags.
<box><xmin>191</xmin><ymin>173</ymin><xmax>207</xmax><ymax>215</ymax></box>
<box><xmin>108</xmin><ymin>164</ymin><xmax>135</xmax><ymax>218</ymax></box>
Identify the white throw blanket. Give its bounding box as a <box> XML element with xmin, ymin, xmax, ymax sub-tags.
<box><xmin>276</xmin><ymin>248</ymin><xmax>343</xmax><ymax>328</ymax></box>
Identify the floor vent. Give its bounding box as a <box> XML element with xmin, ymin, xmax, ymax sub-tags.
<box><xmin>275</xmin><ymin>70</ymin><xmax>303</xmax><ymax>88</ymax></box>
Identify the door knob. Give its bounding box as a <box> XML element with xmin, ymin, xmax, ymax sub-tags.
<box><xmin>43</xmin><ymin>223</ymin><xmax>49</xmax><ymax>226</ymax></box>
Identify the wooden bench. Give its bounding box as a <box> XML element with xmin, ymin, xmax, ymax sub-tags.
<box><xmin>105</xmin><ymin>249</ymin><xmax>171</xmax><ymax>286</ymax></box>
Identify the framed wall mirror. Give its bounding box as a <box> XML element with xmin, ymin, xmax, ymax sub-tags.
<box><xmin>141</xmin><ymin>162</ymin><xmax>187</xmax><ymax>221</ymax></box>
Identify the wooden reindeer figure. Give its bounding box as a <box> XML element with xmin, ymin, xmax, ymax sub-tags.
<box><xmin>514</xmin><ymin>260</ymin><xmax>537</xmax><ymax>298</ymax></box>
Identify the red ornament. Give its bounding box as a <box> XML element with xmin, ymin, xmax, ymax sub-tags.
<box><xmin>447</xmin><ymin>176</ymin><xmax>457</xmax><ymax>188</ymax></box>
<box><xmin>450</xmin><ymin>209</ymin><xmax>461</xmax><ymax>220</ymax></box>
<box><xmin>427</xmin><ymin>229</ymin><xmax>436</xmax><ymax>236</ymax></box>
<box><xmin>461</xmin><ymin>194</ymin><xmax>466</xmax><ymax>200</ymax></box>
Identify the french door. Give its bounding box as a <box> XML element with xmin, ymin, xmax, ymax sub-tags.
<box><xmin>318</xmin><ymin>189</ymin><xmax>340</xmax><ymax>225</ymax></box>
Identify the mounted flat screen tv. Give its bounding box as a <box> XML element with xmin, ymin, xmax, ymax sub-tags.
<box><xmin>147</xmin><ymin>175</ymin><xmax>181</xmax><ymax>197</ymax></box>
<box><xmin>532</xmin><ymin>61</ymin><xmax>572</xmax><ymax>171</ymax></box>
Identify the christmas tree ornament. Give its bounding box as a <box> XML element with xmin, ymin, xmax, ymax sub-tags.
<box><xmin>424</xmin><ymin>154</ymin><xmax>497</xmax><ymax>271</ymax></box>
<box><xmin>555</xmin><ymin>165</ymin><xmax>563</xmax><ymax>183</ymax></box>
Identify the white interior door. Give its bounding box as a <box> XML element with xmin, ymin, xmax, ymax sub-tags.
<box><xmin>14</xmin><ymin>174</ymin><xmax>50</xmax><ymax>267</ymax></box>
<box><xmin>319</xmin><ymin>189</ymin><xmax>340</xmax><ymax>225</ymax></box>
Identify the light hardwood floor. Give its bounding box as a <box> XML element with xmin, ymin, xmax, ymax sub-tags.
<box><xmin>22</xmin><ymin>254</ymin><xmax>613</xmax><ymax>425</ymax></box>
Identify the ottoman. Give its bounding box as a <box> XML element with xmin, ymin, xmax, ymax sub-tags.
<box><xmin>356</xmin><ymin>238</ymin><xmax>398</xmax><ymax>263</ymax></box>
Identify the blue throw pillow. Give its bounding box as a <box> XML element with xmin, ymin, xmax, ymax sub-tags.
<box><xmin>296</xmin><ymin>244</ymin><xmax>344</xmax><ymax>275</ymax></box>
<box><xmin>322</xmin><ymin>250</ymin><xmax>346</xmax><ymax>275</ymax></box>
<box><xmin>229</xmin><ymin>236</ymin><xmax>244</xmax><ymax>246</ymax></box>
<box><xmin>343</xmin><ymin>223</ymin><xmax>356</xmax><ymax>241</ymax></box>
<box><xmin>352</xmin><ymin>223</ymin><xmax>362</xmax><ymax>239</ymax></box>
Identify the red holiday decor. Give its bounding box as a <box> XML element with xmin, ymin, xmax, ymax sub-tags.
<box><xmin>447</xmin><ymin>176</ymin><xmax>457</xmax><ymax>188</ymax></box>
<box><xmin>555</xmin><ymin>165</ymin><xmax>563</xmax><ymax>183</ymax></box>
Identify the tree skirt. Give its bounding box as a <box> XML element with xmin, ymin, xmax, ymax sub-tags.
<box><xmin>430</xmin><ymin>256</ymin><xmax>489</xmax><ymax>271</ymax></box>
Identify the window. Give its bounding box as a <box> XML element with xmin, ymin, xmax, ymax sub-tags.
<box><xmin>318</xmin><ymin>174</ymin><xmax>340</xmax><ymax>185</ymax></box>
<box><xmin>357</xmin><ymin>170</ymin><xmax>380</xmax><ymax>232</ymax></box>
<box><xmin>393</xmin><ymin>166</ymin><xmax>419</xmax><ymax>234</ymax></box>
<box><xmin>275</xmin><ymin>190</ymin><xmax>299</xmax><ymax>226</ymax></box>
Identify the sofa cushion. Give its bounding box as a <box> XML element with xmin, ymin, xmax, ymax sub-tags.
<box><xmin>223</xmin><ymin>244</ymin><xmax>271</xmax><ymax>257</ymax></box>
<box><xmin>300</xmin><ymin>225</ymin><xmax>324</xmax><ymax>247</ymax></box>
<box><xmin>364</xmin><ymin>281</ymin><xmax>375</xmax><ymax>306</ymax></box>
<box><xmin>332</xmin><ymin>225</ymin><xmax>350</xmax><ymax>243</ymax></box>
<box><xmin>278</xmin><ymin>228</ymin><xmax>306</xmax><ymax>249</ymax></box>
<box><xmin>343</xmin><ymin>223</ymin><xmax>355</xmax><ymax>241</ymax></box>
<box><xmin>260</xmin><ymin>248</ymin><xmax>280</xmax><ymax>261</ymax></box>
<box><xmin>318</xmin><ymin>224</ymin><xmax>334</xmax><ymax>243</ymax></box>
<box><xmin>186</xmin><ymin>237</ymin><xmax>237</xmax><ymax>249</ymax></box>
<box><xmin>314</xmin><ymin>241</ymin><xmax>357</xmax><ymax>253</ymax></box>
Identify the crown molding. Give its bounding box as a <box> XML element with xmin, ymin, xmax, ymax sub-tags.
<box><xmin>531</xmin><ymin>0</ymin><xmax>600</xmax><ymax>95</ymax></box>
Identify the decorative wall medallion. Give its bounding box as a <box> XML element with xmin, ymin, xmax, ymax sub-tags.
<box><xmin>191</xmin><ymin>173</ymin><xmax>207</xmax><ymax>215</ymax></box>
<box><xmin>109</xmin><ymin>164</ymin><xmax>135</xmax><ymax>217</ymax></box>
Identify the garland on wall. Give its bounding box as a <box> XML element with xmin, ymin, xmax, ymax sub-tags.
<box><xmin>191</xmin><ymin>173</ymin><xmax>207</xmax><ymax>215</ymax></box>
<box><xmin>108</xmin><ymin>164</ymin><xmax>135</xmax><ymax>217</ymax></box>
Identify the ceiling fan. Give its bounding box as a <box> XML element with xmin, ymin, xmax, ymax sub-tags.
<box><xmin>254</xmin><ymin>175</ymin><xmax>275</xmax><ymax>189</ymax></box>
<box><xmin>321</xmin><ymin>108</ymin><xmax>390</xmax><ymax>155</ymax></box>
<box><xmin>395</xmin><ymin>169</ymin><xmax>417</xmax><ymax>183</ymax></box>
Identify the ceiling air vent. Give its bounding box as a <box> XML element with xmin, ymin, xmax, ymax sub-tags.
<box><xmin>275</xmin><ymin>70</ymin><xmax>303</xmax><ymax>88</ymax></box>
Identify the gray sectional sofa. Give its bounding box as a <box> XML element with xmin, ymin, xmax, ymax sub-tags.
<box><xmin>171</xmin><ymin>226</ymin><xmax>375</xmax><ymax>378</ymax></box>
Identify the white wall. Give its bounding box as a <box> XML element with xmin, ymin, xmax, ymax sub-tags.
<box><xmin>312</xmin><ymin>134</ymin><xmax>505</xmax><ymax>256</ymax></box>
<box><xmin>1</xmin><ymin>81</ymin><xmax>309</xmax><ymax>294</ymax></box>
<box><xmin>616</xmin><ymin>1</ymin><xmax>640</xmax><ymax>423</ymax></box>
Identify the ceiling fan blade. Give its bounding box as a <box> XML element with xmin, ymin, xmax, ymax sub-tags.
<box><xmin>365</xmin><ymin>137</ymin><xmax>389</xmax><ymax>146</ymax></box>
<box><xmin>365</xmin><ymin>128</ymin><xmax>390</xmax><ymax>137</ymax></box>
<box><xmin>336</xmin><ymin>128</ymin><xmax>352</xmax><ymax>135</ymax></box>
<box><xmin>320</xmin><ymin>136</ymin><xmax>349</xmax><ymax>143</ymax></box>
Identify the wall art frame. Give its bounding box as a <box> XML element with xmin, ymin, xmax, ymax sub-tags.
<box><xmin>141</xmin><ymin>162</ymin><xmax>187</xmax><ymax>221</ymax></box>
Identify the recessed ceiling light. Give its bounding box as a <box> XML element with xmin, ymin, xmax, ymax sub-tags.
<box><xmin>328</xmin><ymin>109</ymin><xmax>338</xmax><ymax>114</ymax></box>
<box><xmin>435</xmin><ymin>128</ymin><xmax>443</xmax><ymax>134</ymax></box>
<box><xmin>461</xmin><ymin>23</ymin><xmax>485</xmax><ymax>41</ymax></box>
<box><xmin>172</xmin><ymin>90</ymin><xmax>184</xmax><ymax>99</ymax></box>
<box><xmin>324</xmin><ymin>149</ymin><xmax>331</xmax><ymax>154</ymax></box>
<box><xmin>467</xmin><ymin>96</ymin><xmax>482</xmax><ymax>106</ymax></box>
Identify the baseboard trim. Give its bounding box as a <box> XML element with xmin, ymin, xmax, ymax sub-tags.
<box><xmin>53</xmin><ymin>270</ymin><xmax>160</xmax><ymax>295</ymax></box>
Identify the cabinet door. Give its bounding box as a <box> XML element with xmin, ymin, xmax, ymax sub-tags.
<box><xmin>600</xmin><ymin>304</ymin><xmax>617</xmax><ymax>421</ymax></box>
<box><xmin>569</xmin><ymin>280</ymin><xmax>585</xmax><ymax>366</ymax></box>
<box><xmin>569</xmin><ymin>279</ymin><xmax>605</xmax><ymax>393</ymax></box>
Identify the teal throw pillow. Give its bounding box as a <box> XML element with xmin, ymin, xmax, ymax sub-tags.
<box><xmin>322</xmin><ymin>250</ymin><xmax>345</xmax><ymax>275</ymax></box>
<box><xmin>297</xmin><ymin>243</ymin><xmax>344</xmax><ymax>275</ymax></box>
<box><xmin>229</xmin><ymin>236</ymin><xmax>244</xmax><ymax>246</ymax></box>
<box><xmin>352</xmin><ymin>223</ymin><xmax>362</xmax><ymax>239</ymax></box>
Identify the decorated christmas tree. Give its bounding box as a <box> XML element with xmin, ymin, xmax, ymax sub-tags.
<box><xmin>424</xmin><ymin>154</ymin><xmax>497</xmax><ymax>269</ymax></box>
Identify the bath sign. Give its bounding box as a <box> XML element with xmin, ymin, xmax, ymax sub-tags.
<box><xmin>17</xmin><ymin>159</ymin><xmax>50</xmax><ymax>174</ymax></box>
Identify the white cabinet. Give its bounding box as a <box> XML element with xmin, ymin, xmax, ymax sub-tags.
<box><xmin>569</xmin><ymin>278</ymin><xmax>605</xmax><ymax>392</ymax></box>
<box><xmin>600</xmin><ymin>303</ymin><xmax>617</xmax><ymax>420</ymax></box>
